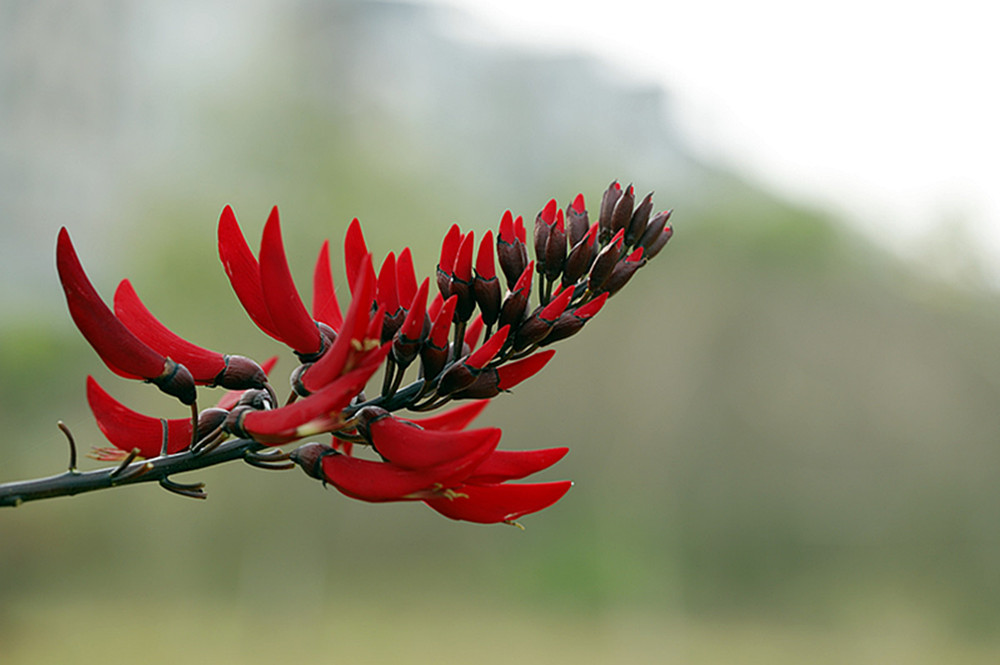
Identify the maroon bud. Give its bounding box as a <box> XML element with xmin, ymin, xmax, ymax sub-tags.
<box><xmin>498</xmin><ymin>262</ymin><xmax>534</xmax><ymax>331</ymax></box>
<box><xmin>149</xmin><ymin>359</ymin><xmax>197</xmax><ymax>406</ymax></box>
<box><xmin>561</xmin><ymin>222</ymin><xmax>598</xmax><ymax>287</ymax></box>
<box><xmin>452</xmin><ymin>368</ymin><xmax>501</xmax><ymax>400</ymax></box>
<box><xmin>353</xmin><ymin>405</ymin><xmax>390</xmax><ymax>443</ymax></box>
<box><xmin>211</xmin><ymin>354</ymin><xmax>268</xmax><ymax>391</ymax></box>
<box><xmin>600</xmin><ymin>247</ymin><xmax>644</xmax><ymax>297</ymax></box>
<box><xmin>290</xmin><ymin>442</ymin><xmax>335</xmax><ymax>480</ymax></box>
<box><xmin>473</xmin><ymin>231</ymin><xmax>501</xmax><ymax>327</ymax></box>
<box><xmin>609</xmin><ymin>184</ymin><xmax>635</xmax><ymax>238</ymax></box>
<box><xmin>497</xmin><ymin>211</ymin><xmax>527</xmax><ymax>290</ymax></box>
<box><xmin>533</xmin><ymin>199</ymin><xmax>557</xmax><ymax>277</ymax></box>
<box><xmin>437</xmin><ymin>360</ymin><xmax>478</xmax><ymax>396</ymax></box>
<box><xmin>196</xmin><ymin>407</ymin><xmax>230</xmax><ymax>439</ymax></box>
<box><xmin>626</xmin><ymin>191</ymin><xmax>654</xmax><ymax>247</ymax></box>
<box><xmin>640</xmin><ymin>211</ymin><xmax>673</xmax><ymax>260</ymax></box>
<box><xmin>598</xmin><ymin>181</ymin><xmax>623</xmax><ymax>244</ymax></box>
<box><xmin>542</xmin><ymin>208</ymin><xmax>567</xmax><ymax>280</ymax></box>
<box><xmin>588</xmin><ymin>229</ymin><xmax>624</xmax><ymax>294</ymax></box>
<box><xmin>566</xmin><ymin>194</ymin><xmax>589</xmax><ymax>247</ymax></box>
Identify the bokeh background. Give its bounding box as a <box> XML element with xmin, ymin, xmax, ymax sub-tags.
<box><xmin>3</xmin><ymin>2</ymin><xmax>1000</xmax><ymax>663</ymax></box>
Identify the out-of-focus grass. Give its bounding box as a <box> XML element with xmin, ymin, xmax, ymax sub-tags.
<box><xmin>5</xmin><ymin>590</ymin><xmax>1000</xmax><ymax>665</ymax></box>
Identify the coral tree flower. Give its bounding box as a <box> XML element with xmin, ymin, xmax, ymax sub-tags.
<box><xmin>60</xmin><ymin>182</ymin><xmax>671</xmax><ymax>526</ymax></box>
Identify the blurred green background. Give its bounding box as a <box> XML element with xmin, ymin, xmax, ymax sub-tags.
<box><xmin>3</xmin><ymin>2</ymin><xmax>1000</xmax><ymax>663</ymax></box>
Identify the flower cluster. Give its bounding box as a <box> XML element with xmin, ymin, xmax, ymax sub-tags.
<box><xmin>56</xmin><ymin>181</ymin><xmax>672</xmax><ymax>526</ymax></box>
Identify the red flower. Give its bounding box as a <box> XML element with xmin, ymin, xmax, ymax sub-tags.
<box><xmin>57</xmin><ymin>181</ymin><xmax>671</xmax><ymax>525</ymax></box>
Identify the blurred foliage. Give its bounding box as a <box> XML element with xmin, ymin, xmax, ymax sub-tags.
<box><xmin>3</xmin><ymin>2</ymin><xmax>1000</xmax><ymax>662</ymax></box>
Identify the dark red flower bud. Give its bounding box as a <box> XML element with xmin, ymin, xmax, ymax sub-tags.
<box><xmin>451</xmin><ymin>231</ymin><xmax>476</xmax><ymax>322</ymax></box>
<box><xmin>377</xmin><ymin>252</ymin><xmax>405</xmax><ymax>343</ymax></box>
<box><xmin>392</xmin><ymin>278</ymin><xmax>429</xmax><ymax>367</ymax></box>
<box><xmin>626</xmin><ymin>191</ymin><xmax>654</xmax><ymax>247</ymax></box>
<box><xmin>312</xmin><ymin>239</ymin><xmax>343</xmax><ymax>330</ymax></box>
<box><xmin>540</xmin><ymin>292</ymin><xmax>609</xmax><ymax>345</ymax></box>
<box><xmin>601</xmin><ymin>247</ymin><xmax>644</xmax><ymax>297</ymax></box>
<box><xmin>498</xmin><ymin>261</ymin><xmax>534</xmax><ymax>331</ymax></box>
<box><xmin>512</xmin><ymin>286</ymin><xmax>573</xmax><ymax>351</ymax></box>
<box><xmin>289</xmin><ymin>441</ymin><xmax>332</xmax><ymax>481</ymax></box>
<box><xmin>453</xmin><ymin>349</ymin><xmax>555</xmax><ymax>399</ymax></box>
<box><xmin>609</xmin><ymin>183</ymin><xmax>635</xmax><ymax>239</ymax></box>
<box><xmin>587</xmin><ymin>229</ymin><xmax>625</xmax><ymax>294</ymax></box>
<box><xmin>57</xmin><ymin>228</ymin><xmax>196</xmax><ymax>405</ymax></box>
<box><xmin>566</xmin><ymin>193</ymin><xmax>590</xmax><ymax>247</ymax></box>
<box><xmin>473</xmin><ymin>230</ymin><xmax>501</xmax><ymax>326</ymax></box>
<box><xmin>420</xmin><ymin>294</ymin><xmax>457</xmax><ymax>381</ymax></box>
<box><xmin>562</xmin><ymin>222</ymin><xmax>599</xmax><ymax>287</ymax></box>
<box><xmin>437</xmin><ymin>359</ymin><xmax>478</xmax><ymax>396</ymax></box>
<box><xmin>437</xmin><ymin>224</ymin><xmax>462</xmax><ymax>299</ymax></box>
<box><xmin>598</xmin><ymin>181</ymin><xmax>623</xmax><ymax>244</ymax></box>
<box><xmin>533</xmin><ymin>198</ymin><xmax>558</xmax><ymax>277</ymax></box>
<box><xmin>497</xmin><ymin>210</ymin><xmax>527</xmax><ymax>290</ymax></box>
<box><xmin>542</xmin><ymin>208</ymin><xmax>567</xmax><ymax>280</ymax></box>
<box><xmin>640</xmin><ymin>211</ymin><xmax>673</xmax><ymax>260</ymax></box>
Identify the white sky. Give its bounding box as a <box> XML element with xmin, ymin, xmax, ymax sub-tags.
<box><xmin>436</xmin><ymin>0</ymin><xmax>1000</xmax><ymax>280</ymax></box>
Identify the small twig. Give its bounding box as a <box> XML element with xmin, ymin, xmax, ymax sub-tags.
<box><xmin>58</xmin><ymin>421</ymin><xmax>78</xmax><ymax>473</ymax></box>
<box><xmin>159</xmin><ymin>476</ymin><xmax>207</xmax><ymax>500</ymax></box>
<box><xmin>110</xmin><ymin>448</ymin><xmax>140</xmax><ymax>479</ymax></box>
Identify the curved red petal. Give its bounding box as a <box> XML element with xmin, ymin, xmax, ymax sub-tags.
<box><xmin>321</xmin><ymin>433</ymin><xmax>497</xmax><ymax>502</ymax></box>
<box><xmin>496</xmin><ymin>349</ymin><xmax>555</xmax><ymax>390</ymax></box>
<box><xmin>368</xmin><ymin>415</ymin><xmax>501</xmax><ymax>469</ymax></box>
<box><xmin>465</xmin><ymin>447</ymin><xmax>568</xmax><ymax>484</ymax></box>
<box><xmin>539</xmin><ymin>284</ymin><xmax>574</xmax><ymax>321</ymax></box>
<box><xmin>454</xmin><ymin>231</ymin><xmax>475</xmax><ymax>282</ymax></box>
<box><xmin>56</xmin><ymin>228</ymin><xmax>166</xmax><ymax>380</ymax></box>
<box><xmin>475</xmin><ymin>230</ymin><xmax>496</xmax><ymax>280</ymax></box>
<box><xmin>114</xmin><ymin>280</ymin><xmax>225</xmax><ymax>383</ymax></box>
<box><xmin>573</xmin><ymin>292</ymin><xmax>609</xmax><ymax>320</ymax></box>
<box><xmin>259</xmin><ymin>207</ymin><xmax>322</xmax><ymax>355</ymax></box>
<box><xmin>299</xmin><ymin>258</ymin><xmax>377</xmax><ymax>392</ymax></box>
<box><xmin>466</xmin><ymin>325</ymin><xmax>508</xmax><ymax>369</ymax></box>
<box><xmin>428</xmin><ymin>294</ymin><xmax>457</xmax><ymax>349</ymax></box>
<box><xmin>423</xmin><ymin>480</ymin><xmax>572</xmax><ymax>524</ymax></box>
<box><xmin>217</xmin><ymin>206</ymin><xmax>281</xmax><ymax>340</ymax></box>
<box><xmin>312</xmin><ymin>240</ymin><xmax>343</xmax><ymax>330</ymax></box>
<box><xmin>439</xmin><ymin>224</ymin><xmax>462</xmax><ymax>275</ymax></box>
<box><xmin>376</xmin><ymin>252</ymin><xmax>399</xmax><ymax>314</ymax></box>
<box><xmin>463</xmin><ymin>313</ymin><xmax>484</xmax><ymax>350</ymax></box>
<box><xmin>86</xmin><ymin>376</ymin><xmax>191</xmax><ymax>457</ymax></box>
<box><xmin>395</xmin><ymin>248</ymin><xmax>418</xmax><ymax>310</ymax></box>
<box><xmin>399</xmin><ymin>278</ymin><xmax>429</xmax><ymax>341</ymax></box>
<box><xmin>344</xmin><ymin>218</ymin><xmax>369</xmax><ymax>296</ymax></box>
<box><xmin>403</xmin><ymin>400</ymin><xmax>488</xmax><ymax>431</ymax></box>
<box><xmin>241</xmin><ymin>363</ymin><xmax>376</xmax><ymax>445</ymax></box>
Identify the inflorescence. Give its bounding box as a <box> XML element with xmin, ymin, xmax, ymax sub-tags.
<box><xmin>7</xmin><ymin>181</ymin><xmax>672</xmax><ymax>526</ymax></box>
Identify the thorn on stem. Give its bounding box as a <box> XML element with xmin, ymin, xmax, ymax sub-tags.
<box><xmin>159</xmin><ymin>476</ymin><xmax>207</xmax><ymax>500</ymax></box>
<box><xmin>110</xmin><ymin>448</ymin><xmax>140</xmax><ymax>478</ymax></box>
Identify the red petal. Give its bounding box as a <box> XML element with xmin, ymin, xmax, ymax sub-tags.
<box><xmin>376</xmin><ymin>252</ymin><xmax>399</xmax><ymax>314</ymax></box>
<box><xmin>399</xmin><ymin>278</ymin><xmax>429</xmax><ymax>342</ymax></box>
<box><xmin>214</xmin><ymin>355</ymin><xmax>278</xmax><ymax>410</ymax></box>
<box><xmin>56</xmin><ymin>228</ymin><xmax>167</xmax><ymax>380</ymax></box>
<box><xmin>312</xmin><ymin>240</ymin><xmax>343</xmax><ymax>330</ymax></box>
<box><xmin>496</xmin><ymin>349</ymin><xmax>555</xmax><ymax>390</ymax></box>
<box><xmin>475</xmin><ymin>230</ymin><xmax>496</xmax><ymax>280</ymax></box>
<box><xmin>454</xmin><ymin>231</ymin><xmax>475</xmax><ymax>282</ymax></box>
<box><xmin>514</xmin><ymin>215</ymin><xmax>526</xmax><ymax>243</ymax></box>
<box><xmin>403</xmin><ymin>400</ymin><xmax>488</xmax><ymax>431</ymax></box>
<box><xmin>428</xmin><ymin>295</ymin><xmax>457</xmax><ymax>349</ymax></box>
<box><xmin>114</xmin><ymin>280</ymin><xmax>225</xmax><ymax>383</ymax></box>
<box><xmin>344</xmin><ymin>218</ymin><xmax>369</xmax><ymax>296</ymax></box>
<box><xmin>574</xmin><ymin>292</ymin><xmax>608</xmax><ymax>320</ymax></box>
<box><xmin>498</xmin><ymin>210</ymin><xmax>516</xmax><ymax>244</ymax></box>
<box><xmin>368</xmin><ymin>415</ymin><xmax>501</xmax><ymax>469</ymax></box>
<box><xmin>86</xmin><ymin>376</ymin><xmax>191</xmax><ymax>457</ymax></box>
<box><xmin>395</xmin><ymin>248</ymin><xmax>418</xmax><ymax>310</ymax></box>
<box><xmin>240</xmin><ymin>363</ymin><xmax>376</xmax><ymax>445</ymax></box>
<box><xmin>463</xmin><ymin>313</ymin><xmax>484</xmax><ymax>350</ymax></box>
<box><xmin>465</xmin><ymin>447</ymin><xmax>568</xmax><ymax>484</ymax></box>
<box><xmin>466</xmin><ymin>325</ymin><xmax>508</xmax><ymax>369</ymax></box>
<box><xmin>298</xmin><ymin>259</ymin><xmax>377</xmax><ymax>392</ymax></box>
<box><xmin>218</xmin><ymin>206</ymin><xmax>281</xmax><ymax>340</ymax></box>
<box><xmin>259</xmin><ymin>207</ymin><xmax>323</xmax><ymax>355</ymax></box>
<box><xmin>570</xmin><ymin>193</ymin><xmax>586</xmax><ymax>214</ymax></box>
<box><xmin>424</xmin><ymin>480</ymin><xmax>572</xmax><ymax>524</ymax></box>
<box><xmin>539</xmin><ymin>284</ymin><xmax>573</xmax><ymax>321</ymax></box>
<box><xmin>439</xmin><ymin>224</ymin><xmax>462</xmax><ymax>275</ymax></box>
<box><xmin>321</xmin><ymin>433</ymin><xmax>497</xmax><ymax>502</ymax></box>
<box><xmin>540</xmin><ymin>198</ymin><xmax>558</xmax><ymax>226</ymax></box>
